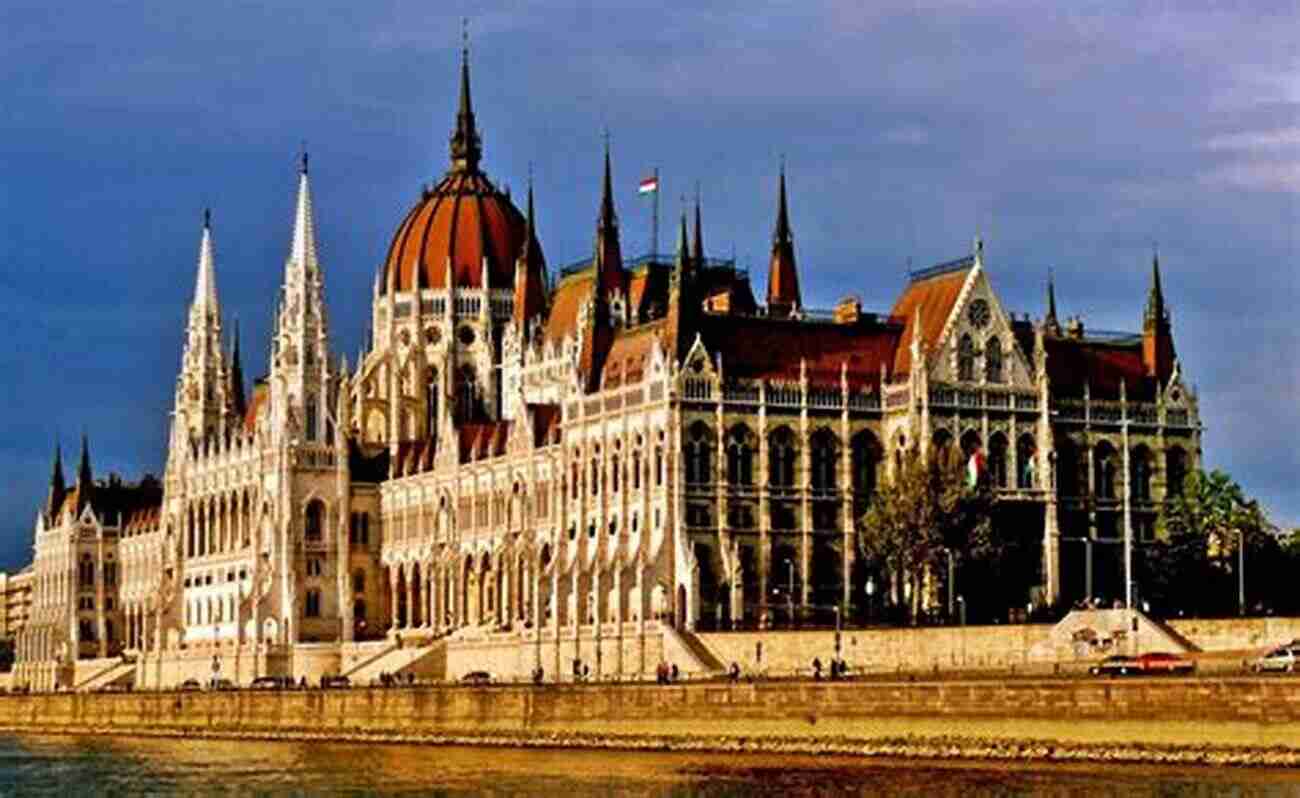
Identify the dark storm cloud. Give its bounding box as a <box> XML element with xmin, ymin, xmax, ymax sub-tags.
<box><xmin>1</xmin><ymin>1</ymin><xmax>1296</xmax><ymax>568</ymax></box>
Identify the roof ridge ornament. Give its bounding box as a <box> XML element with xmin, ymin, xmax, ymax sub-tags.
<box><xmin>449</xmin><ymin>19</ymin><xmax>482</xmax><ymax>173</ymax></box>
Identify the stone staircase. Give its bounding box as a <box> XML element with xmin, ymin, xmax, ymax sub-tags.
<box><xmin>75</xmin><ymin>659</ymin><xmax>136</xmax><ymax>692</ymax></box>
<box><xmin>345</xmin><ymin>640</ymin><xmax>447</xmax><ymax>684</ymax></box>
<box><xmin>662</xmin><ymin>627</ymin><xmax>725</xmax><ymax>677</ymax></box>
<box><xmin>1029</xmin><ymin>608</ymin><xmax>1200</xmax><ymax>662</ymax></box>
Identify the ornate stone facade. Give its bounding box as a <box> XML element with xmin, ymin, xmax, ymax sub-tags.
<box><xmin>9</xmin><ymin>51</ymin><xmax>1201</xmax><ymax>689</ymax></box>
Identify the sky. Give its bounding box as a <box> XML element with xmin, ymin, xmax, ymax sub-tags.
<box><xmin>1</xmin><ymin>1</ymin><xmax>1296</xmax><ymax>570</ymax></box>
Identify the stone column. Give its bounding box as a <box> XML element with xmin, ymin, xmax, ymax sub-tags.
<box><xmin>388</xmin><ymin>568</ymin><xmax>399</xmax><ymax>632</ymax></box>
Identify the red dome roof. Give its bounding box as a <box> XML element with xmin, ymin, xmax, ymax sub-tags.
<box><xmin>379</xmin><ymin>170</ymin><xmax>541</xmax><ymax>294</ymax></box>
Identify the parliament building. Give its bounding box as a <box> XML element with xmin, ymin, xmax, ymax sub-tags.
<box><xmin>6</xmin><ymin>50</ymin><xmax>1201</xmax><ymax>690</ymax></box>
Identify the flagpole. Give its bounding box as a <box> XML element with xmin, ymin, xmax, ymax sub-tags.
<box><xmin>651</xmin><ymin>166</ymin><xmax>659</xmax><ymax>262</ymax></box>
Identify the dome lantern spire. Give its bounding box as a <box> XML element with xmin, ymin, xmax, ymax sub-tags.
<box><xmin>449</xmin><ymin>19</ymin><xmax>482</xmax><ymax>173</ymax></box>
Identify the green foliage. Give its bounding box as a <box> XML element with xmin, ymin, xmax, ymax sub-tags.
<box><xmin>857</xmin><ymin>445</ymin><xmax>995</xmax><ymax>621</ymax></box>
<box><xmin>1145</xmin><ymin>469</ymin><xmax>1284</xmax><ymax>616</ymax></box>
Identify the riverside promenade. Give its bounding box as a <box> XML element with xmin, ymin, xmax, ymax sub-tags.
<box><xmin>5</xmin><ymin>676</ymin><xmax>1300</xmax><ymax>768</ymax></box>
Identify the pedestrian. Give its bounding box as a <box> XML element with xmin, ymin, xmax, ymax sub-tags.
<box><xmin>656</xmin><ymin>661</ymin><xmax>667</xmax><ymax>685</ymax></box>
<box><xmin>812</xmin><ymin>657</ymin><xmax>823</xmax><ymax>681</ymax></box>
<box><xmin>670</xmin><ymin>663</ymin><xmax>679</xmax><ymax>683</ymax></box>
<box><xmin>729</xmin><ymin>661</ymin><xmax>740</xmax><ymax>682</ymax></box>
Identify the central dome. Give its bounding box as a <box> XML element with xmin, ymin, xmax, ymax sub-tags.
<box><xmin>377</xmin><ymin>47</ymin><xmax>542</xmax><ymax>295</ymax></box>
<box><xmin>379</xmin><ymin>171</ymin><xmax>537</xmax><ymax>294</ymax></box>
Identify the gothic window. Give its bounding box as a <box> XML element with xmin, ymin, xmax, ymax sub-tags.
<box><xmin>632</xmin><ymin>450</ymin><xmax>642</xmax><ymax>490</ymax></box>
<box><xmin>1056</xmin><ymin>439</ymin><xmax>1080</xmax><ymax>497</ymax></box>
<box><xmin>611</xmin><ymin>455</ymin><xmax>621</xmax><ymax>493</ymax></box>
<box><xmin>1094</xmin><ymin>443</ymin><xmax>1118</xmax><ymax>499</ymax></box>
<box><xmin>768</xmin><ymin>427</ymin><xmax>797</xmax><ymax>488</ymax></box>
<box><xmin>305</xmin><ymin>590</ymin><xmax>321</xmax><ymax>618</ymax></box>
<box><xmin>307</xmin><ymin>558</ymin><xmax>323</xmax><ymax>577</ymax></box>
<box><xmin>988</xmin><ymin>433</ymin><xmax>1009</xmax><ymax>489</ymax></box>
<box><xmin>1016</xmin><ymin>435</ymin><xmax>1037</xmax><ymax>489</ymax></box>
<box><xmin>79</xmin><ymin>620</ymin><xmax>95</xmax><ymax>642</ymax></box>
<box><xmin>1166</xmin><ymin>447</ymin><xmax>1187</xmax><ymax>498</ymax></box>
<box><xmin>304</xmin><ymin>500</ymin><xmax>325</xmax><ymax>542</ymax></box>
<box><xmin>850</xmin><ymin>431</ymin><xmax>881</xmax><ymax>499</ymax></box>
<box><xmin>655</xmin><ymin>446</ymin><xmax>664</xmax><ymax>487</ymax></box>
<box><xmin>958</xmin><ymin>334</ymin><xmax>976</xmax><ymax>382</ymax></box>
<box><xmin>426</xmin><ymin>368</ymin><xmax>439</xmax><ymax>434</ymax></box>
<box><xmin>685</xmin><ymin>422</ymin><xmax>713</xmax><ymax>486</ymax></box>
<box><xmin>103</xmin><ymin>562</ymin><xmax>117</xmax><ymax>586</ymax></box>
<box><xmin>1131</xmin><ymin>446</ymin><xmax>1153</xmax><ymax>501</ymax></box>
<box><xmin>810</xmin><ymin>429</ymin><xmax>838</xmax><ymax>492</ymax></box>
<box><xmin>456</xmin><ymin>366</ymin><xmax>477</xmax><ymax>422</ymax></box>
<box><xmin>590</xmin><ymin>457</ymin><xmax>600</xmax><ymax>496</ymax></box>
<box><xmin>985</xmin><ymin>337</ymin><xmax>1003</xmax><ymax>384</ymax></box>
<box><xmin>305</xmin><ymin>394</ymin><xmax>318</xmax><ymax>442</ymax></box>
<box><xmin>353</xmin><ymin>570</ymin><xmax>366</xmax><ymax>593</ymax></box>
<box><xmin>725</xmin><ymin>425</ymin><xmax>755</xmax><ymax>486</ymax></box>
<box><xmin>78</xmin><ymin>558</ymin><xmax>94</xmax><ymax>588</ymax></box>
<box><xmin>354</xmin><ymin>599</ymin><xmax>367</xmax><ymax>622</ymax></box>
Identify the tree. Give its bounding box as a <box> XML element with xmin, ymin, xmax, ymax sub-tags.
<box><xmin>1145</xmin><ymin>469</ymin><xmax>1278</xmax><ymax>616</ymax></box>
<box><xmin>857</xmin><ymin>445</ymin><xmax>993</xmax><ymax>623</ymax></box>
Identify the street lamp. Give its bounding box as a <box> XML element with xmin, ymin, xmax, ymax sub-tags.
<box><xmin>1237</xmin><ymin>527</ymin><xmax>1246</xmax><ymax>617</ymax></box>
<box><xmin>833</xmin><ymin>606</ymin><xmax>842</xmax><ymax>661</ymax></box>
<box><xmin>865</xmin><ymin>576</ymin><xmax>875</xmax><ymax>625</ymax></box>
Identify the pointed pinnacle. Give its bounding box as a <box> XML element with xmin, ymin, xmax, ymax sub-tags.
<box><xmin>773</xmin><ymin>162</ymin><xmax>791</xmax><ymax>244</ymax></box>
<box><xmin>692</xmin><ymin>185</ymin><xmax>704</xmax><ymax>265</ymax></box>
<box><xmin>195</xmin><ymin>210</ymin><xmax>218</xmax><ymax>309</ymax></box>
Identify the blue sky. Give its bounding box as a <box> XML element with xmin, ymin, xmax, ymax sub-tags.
<box><xmin>1</xmin><ymin>1</ymin><xmax>1296</xmax><ymax>570</ymax></box>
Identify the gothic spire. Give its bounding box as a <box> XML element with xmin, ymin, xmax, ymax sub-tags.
<box><xmin>194</xmin><ymin>208</ymin><xmax>218</xmax><ymax>311</ymax></box>
<box><xmin>289</xmin><ymin>153</ymin><xmax>319</xmax><ymax>277</ymax></box>
<box><xmin>75</xmin><ymin>433</ymin><xmax>92</xmax><ymax>512</ymax></box>
<box><xmin>229</xmin><ymin>320</ymin><xmax>247</xmax><ymax>420</ymax></box>
<box><xmin>676</xmin><ymin>202</ymin><xmax>690</xmax><ymax>270</ymax></box>
<box><xmin>1045</xmin><ymin>268</ymin><xmax>1060</xmax><ymax>335</ymax></box>
<box><xmin>46</xmin><ymin>441</ymin><xmax>66</xmax><ymax>520</ymax></box>
<box><xmin>1144</xmin><ymin>248</ymin><xmax>1166</xmax><ymax>329</ymax></box>
<box><xmin>691</xmin><ymin>186</ymin><xmax>704</xmax><ymax>269</ymax></box>
<box><xmin>766</xmin><ymin>160</ymin><xmax>801</xmax><ymax>316</ymax></box>
<box><xmin>449</xmin><ymin>23</ymin><xmax>482</xmax><ymax>173</ymax></box>
<box><xmin>513</xmin><ymin>173</ymin><xmax>547</xmax><ymax>332</ymax></box>
<box><xmin>593</xmin><ymin>134</ymin><xmax>624</xmax><ymax>298</ymax></box>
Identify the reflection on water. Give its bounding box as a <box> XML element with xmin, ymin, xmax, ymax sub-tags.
<box><xmin>2</xmin><ymin>734</ymin><xmax>1300</xmax><ymax>797</ymax></box>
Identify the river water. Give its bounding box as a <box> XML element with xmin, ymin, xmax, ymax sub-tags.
<box><xmin>3</xmin><ymin>735</ymin><xmax>1300</xmax><ymax>796</ymax></box>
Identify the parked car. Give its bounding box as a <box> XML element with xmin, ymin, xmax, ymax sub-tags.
<box><xmin>93</xmin><ymin>682</ymin><xmax>130</xmax><ymax>693</ymax></box>
<box><xmin>321</xmin><ymin>675</ymin><xmax>351</xmax><ymax>689</ymax></box>
<box><xmin>1089</xmin><ymin>655</ymin><xmax>1137</xmax><ymax>676</ymax></box>
<box><xmin>209</xmin><ymin>678</ymin><xmax>236</xmax><ymax>691</ymax></box>
<box><xmin>178</xmin><ymin>679</ymin><xmax>202</xmax><ymax>692</ymax></box>
<box><xmin>1134</xmin><ymin>652</ymin><xmax>1195</xmax><ymax>675</ymax></box>
<box><xmin>460</xmin><ymin>670</ymin><xmax>493</xmax><ymax>686</ymax></box>
<box><xmin>1250</xmin><ymin>646</ymin><xmax>1300</xmax><ymax>673</ymax></box>
<box><xmin>250</xmin><ymin>675</ymin><xmax>294</xmax><ymax>690</ymax></box>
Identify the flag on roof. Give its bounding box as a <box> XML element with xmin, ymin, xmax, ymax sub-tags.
<box><xmin>638</xmin><ymin>175</ymin><xmax>658</xmax><ymax>194</ymax></box>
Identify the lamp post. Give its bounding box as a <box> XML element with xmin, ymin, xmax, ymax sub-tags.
<box><xmin>1238</xmin><ymin>526</ymin><xmax>1246</xmax><ymax>617</ymax></box>
<box><xmin>865</xmin><ymin>576</ymin><xmax>875</xmax><ymax>626</ymax></box>
<box><xmin>833</xmin><ymin>605</ymin><xmax>842</xmax><ymax>661</ymax></box>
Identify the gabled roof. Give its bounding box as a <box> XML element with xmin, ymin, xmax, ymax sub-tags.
<box><xmin>528</xmin><ymin>404</ymin><xmax>562</xmax><ymax>448</ymax></box>
<box><xmin>459</xmin><ymin>421</ymin><xmax>511</xmax><ymax>462</ymax></box>
<box><xmin>890</xmin><ymin>262</ymin><xmax>972</xmax><ymax>376</ymax></box>
<box><xmin>695</xmin><ymin>314</ymin><xmax>902</xmax><ymax>389</ymax></box>
<box><xmin>544</xmin><ymin>270</ymin><xmax>593</xmax><ymax>344</ymax></box>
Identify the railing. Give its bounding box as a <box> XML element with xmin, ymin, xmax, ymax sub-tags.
<box><xmin>723</xmin><ymin>381</ymin><xmax>761</xmax><ymax>404</ymax></box>
<box><xmin>683</xmin><ymin>378</ymin><xmax>713</xmax><ymax>401</ymax></box>
<box><xmin>807</xmin><ymin>387</ymin><xmax>841</xmax><ymax>409</ymax></box>
<box><xmin>907</xmin><ymin>254</ymin><xmax>974</xmax><ymax>282</ymax></box>
<box><xmin>767</xmin><ymin>383</ymin><xmax>801</xmax><ymax>406</ymax></box>
<box><xmin>847</xmin><ymin>392</ymin><xmax>881</xmax><ymax>411</ymax></box>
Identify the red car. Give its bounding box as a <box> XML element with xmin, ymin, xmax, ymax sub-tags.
<box><xmin>1134</xmin><ymin>652</ymin><xmax>1195</xmax><ymax>675</ymax></box>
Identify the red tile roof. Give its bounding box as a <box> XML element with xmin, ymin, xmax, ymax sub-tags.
<box><xmin>890</xmin><ymin>266</ymin><xmax>972</xmax><ymax>376</ymax></box>
<box><xmin>529</xmin><ymin>404</ymin><xmax>562</xmax><ymax>448</ymax></box>
<box><xmin>696</xmin><ymin>314</ymin><xmax>902</xmax><ymax>389</ymax></box>
<box><xmin>601</xmin><ymin>321</ymin><xmax>668</xmax><ymax>389</ymax></box>
<box><xmin>1044</xmin><ymin>337</ymin><xmax>1157</xmax><ymax>401</ymax></box>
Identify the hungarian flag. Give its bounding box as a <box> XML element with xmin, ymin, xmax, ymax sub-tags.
<box><xmin>638</xmin><ymin>175</ymin><xmax>658</xmax><ymax>194</ymax></box>
<box><xmin>966</xmin><ymin>449</ymin><xmax>984</xmax><ymax>488</ymax></box>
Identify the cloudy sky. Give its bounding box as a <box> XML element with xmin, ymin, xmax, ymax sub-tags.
<box><xmin>1</xmin><ymin>1</ymin><xmax>1296</xmax><ymax>569</ymax></box>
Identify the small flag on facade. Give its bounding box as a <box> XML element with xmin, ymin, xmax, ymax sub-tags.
<box><xmin>966</xmin><ymin>449</ymin><xmax>984</xmax><ymax>488</ymax></box>
<box><xmin>638</xmin><ymin>175</ymin><xmax>659</xmax><ymax>195</ymax></box>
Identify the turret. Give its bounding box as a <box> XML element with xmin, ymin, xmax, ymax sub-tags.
<box><xmin>593</xmin><ymin>138</ymin><xmax>625</xmax><ymax>304</ymax></box>
<box><xmin>171</xmin><ymin>209</ymin><xmax>229</xmax><ymax>448</ymax></box>
<box><xmin>75</xmin><ymin>434</ymin><xmax>93</xmax><ymax>514</ymax></box>
<box><xmin>766</xmin><ymin>162</ymin><xmax>801</xmax><ymax>317</ymax></box>
<box><xmin>513</xmin><ymin>176</ymin><xmax>547</xmax><ymax>339</ymax></box>
<box><xmin>45</xmin><ymin>442</ymin><xmax>66</xmax><ymax>522</ymax></box>
<box><xmin>1142</xmin><ymin>251</ymin><xmax>1175</xmax><ymax>381</ymax></box>
<box><xmin>1044</xmin><ymin>269</ymin><xmax>1061</xmax><ymax>337</ymax></box>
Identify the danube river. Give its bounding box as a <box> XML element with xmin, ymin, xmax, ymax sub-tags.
<box><xmin>3</xmin><ymin>735</ymin><xmax>1300</xmax><ymax>796</ymax></box>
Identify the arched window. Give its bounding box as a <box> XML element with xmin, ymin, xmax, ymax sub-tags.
<box><xmin>1056</xmin><ymin>439</ymin><xmax>1080</xmax><ymax>497</ymax></box>
<box><xmin>1094</xmin><ymin>443</ymin><xmax>1118</xmax><ymax>499</ymax></box>
<box><xmin>304</xmin><ymin>500</ymin><xmax>325</xmax><ymax>542</ymax></box>
<box><xmin>305</xmin><ymin>589</ymin><xmax>321</xmax><ymax>618</ymax></box>
<box><xmin>685</xmin><ymin>423</ymin><xmax>713</xmax><ymax>485</ymax></box>
<box><xmin>768</xmin><ymin>427</ymin><xmax>796</xmax><ymax>488</ymax></box>
<box><xmin>655</xmin><ymin>445</ymin><xmax>664</xmax><ymax>487</ymax></box>
<box><xmin>611</xmin><ymin>455</ymin><xmax>621</xmax><ymax>493</ymax></box>
<box><xmin>725</xmin><ymin>425</ymin><xmax>755</xmax><ymax>486</ymax></box>
<box><xmin>1131</xmin><ymin>446</ymin><xmax>1153</xmax><ymax>501</ymax></box>
<box><xmin>632</xmin><ymin>450</ymin><xmax>642</xmax><ymax>490</ymax></box>
<box><xmin>810</xmin><ymin>429</ymin><xmax>838</xmax><ymax>492</ymax></box>
<box><xmin>985</xmin><ymin>337</ymin><xmax>1003</xmax><ymax>384</ymax></box>
<box><xmin>354</xmin><ymin>599</ymin><xmax>367</xmax><ymax>622</ymax></box>
<box><xmin>456</xmin><ymin>366</ymin><xmax>477</xmax><ymax>423</ymax></box>
<box><xmin>305</xmin><ymin>394</ymin><xmax>318</xmax><ymax>442</ymax></box>
<box><xmin>1166</xmin><ymin>447</ymin><xmax>1187</xmax><ymax>498</ymax></box>
<box><xmin>353</xmin><ymin>570</ymin><xmax>366</xmax><ymax>593</ymax></box>
<box><xmin>851</xmin><ymin>431</ymin><xmax>880</xmax><ymax>500</ymax></box>
<box><xmin>1016</xmin><ymin>435</ymin><xmax>1037</xmax><ymax>489</ymax></box>
<box><xmin>988</xmin><ymin>433</ymin><xmax>1009</xmax><ymax>488</ymax></box>
<box><xmin>426</xmin><ymin>367</ymin><xmax>439</xmax><ymax>438</ymax></box>
<box><xmin>958</xmin><ymin>334</ymin><xmax>975</xmax><ymax>382</ymax></box>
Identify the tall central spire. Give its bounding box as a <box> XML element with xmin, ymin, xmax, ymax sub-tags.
<box><xmin>289</xmin><ymin>153</ymin><xmax>318</xmax><ymax>275</ymax></box>
<box><xmin>449</xmin><ymin>23</ymin><xmax>482</xmax><ymax>173</ymax></box>
<box><xmin>766</xmin><ymin>161</ymin><xmax>802</xmax><ymax>317</ymax></box>
<box><xmin>194</xmin><ymin>209</ymin><xmax>218</xmax><ymax>312</ymax></box>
